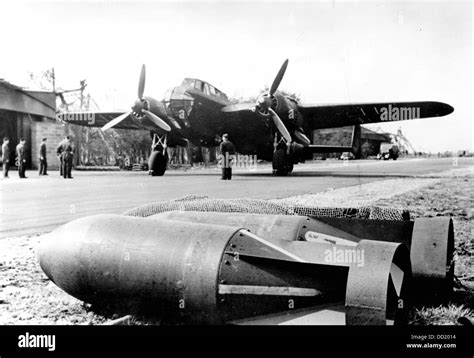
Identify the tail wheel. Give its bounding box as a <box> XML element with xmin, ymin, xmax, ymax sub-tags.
<box><xmin>149</xmin><ymin>150</ymin><xmax>168</xmax><ymax>177</ymax></box>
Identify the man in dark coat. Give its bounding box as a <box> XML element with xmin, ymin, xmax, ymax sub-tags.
<box><xmin>219</xmin><ymin>133</ymin><xmax>235</xmax><ymax>180</ymax></box>
<box><xmin>62</xmin><ymin>136</ymin><xmax>74</xmax><ymax>179</ymax></box>
<box><xmin>56</xmin><ymin>137</ymin><xmax>66</xmax><ymax>176</ymax></box>
<box><xmin>39</xmin><ymin>138</ymin><xmax>48</xmax><ymax>175</ymax></box>
<box><xmin>16</xmin><ymin>138</ymin><xmax>27</xmax><ymax>178</ymax></box>
<box><xmin>2</xmin><ymin>137</ymin><xmax>10</xmax><ymax>178</ymax></box>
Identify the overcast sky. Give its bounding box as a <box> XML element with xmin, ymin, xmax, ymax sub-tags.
<box><xmin>0</xmin><ymin>0</ymin><xmax>472</xmax><ymax>152</ymax></box>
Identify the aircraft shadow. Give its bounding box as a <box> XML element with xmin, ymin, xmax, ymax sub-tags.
<box><xmin>235</xmin><ymin>171</ymin><xmax>418</xmax><ymax>178</ymax></box>
<box><xmin>164</xmin><ymin>171</ymin><xmax>419</xmax><ymax>179</ymax></box>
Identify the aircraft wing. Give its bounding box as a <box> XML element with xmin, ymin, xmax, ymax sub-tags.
<box><xmin>298</xmin><ymin>101</ymin><xmax>454</xmax><ymax>130</ymax></box>
<box><xmin>305</xmin><ymin>145</ymin><xmax>353</xmax><ymax>153</ymax></box>
<box><xmin>57</xmin><ymin>112</ymin><xmax>141</xmax><ymax>130</ymax></box>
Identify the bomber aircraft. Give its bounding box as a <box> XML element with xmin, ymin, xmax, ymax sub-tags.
<box><xmin>59</xmin><ymin>60</ymin><xmax>454</xmax><ymax>176</ymax></box>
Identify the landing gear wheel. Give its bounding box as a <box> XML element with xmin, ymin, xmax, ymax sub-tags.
<box><xmin>149</xmin><ymin>151</ymin><xmax>168</xmax><ymax>177</ymax></box>
<box><xmin>272</xmin><ymin>148</ymin><xmax>292</xmax><ymax>176</ymax></box>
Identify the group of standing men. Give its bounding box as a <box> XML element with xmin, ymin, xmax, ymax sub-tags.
<box><xmin>2</xmin><ymin>137</ymin><xmax>28</xmax><ymax>179</ymax></box>
<box><xmin>3</xmin><ymin>133</ymin><xmax>234</xmax><ymax>180</ymax></box>
<box><xmin>1</xmin><ymin>136</ymin><xmax>74</xmax><ymax>179</ymax></box>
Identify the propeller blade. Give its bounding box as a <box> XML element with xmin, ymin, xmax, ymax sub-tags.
<box><xmin>268</xmin><ymin>108</ymin><xmax>292</xmax><ymax>143</ymax></box>
<box><xmin>138</xmin><ymin>64</ymin><xmax>146</xmax><ymax>99</ymax></box>
<box><xmin>102</xmin><ymin>110</ymin><xmax>132</xmax><ymax>131</ymax></box>
<box><xmin>270</xmin><ymin>59</ymin><xmax>289</xmax><ymax>96</ymax></box>
<box><xmin>167</xmin><ymin>116</ymin><xmax>182</xmax><ymax>130</ymax></box>
<box><xmin>221</xmin><ymin>103</ymin><xmax>255</xmax><ymax>113</ymax></box>
<box><xmin>143</xmin><ymin>110</ymin><xmax>171</xmax><ymax>132</ymax></box>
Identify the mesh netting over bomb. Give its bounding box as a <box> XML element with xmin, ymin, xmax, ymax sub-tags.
<box><xmin>123</xmin><ymin>196</ymin><xmax>410</xmax><ymax>220</ymax></box>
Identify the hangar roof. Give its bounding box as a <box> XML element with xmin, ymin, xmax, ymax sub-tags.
<box><xmin>0</xmin><ymin>79</ymin><xmax>56</xmax><ymax>119</ymax></box>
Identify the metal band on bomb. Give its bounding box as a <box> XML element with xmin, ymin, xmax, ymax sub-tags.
<box><xmin>410</xmin><ymin>217</ymin><xmax>455</xmax><ymax>302</ymax></box>
<box><xmin>345</xmin><ymin>240</ymin><xmax>412</xmax><ymax>325</ymax></box>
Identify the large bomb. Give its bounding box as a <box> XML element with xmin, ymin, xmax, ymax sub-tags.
<box><xmin>38</xmin><ymin>212</ymin><xmax>415</xmax><ymax>325</ymax></box>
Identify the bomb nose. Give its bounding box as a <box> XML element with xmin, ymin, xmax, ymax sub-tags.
<box><xmin>36</xmin><ymin>215</ymin><xmax>116</xmax><ymax>295</ymax></box>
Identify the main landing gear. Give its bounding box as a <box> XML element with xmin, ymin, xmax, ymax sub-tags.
<box><xmin>149</xmin><ymin>133</ymin><xmax>169</xmax><ymax>177</ymax></box>
<box><xmin>272</xmin><ymin>134</ymin><xmax>294</xmax><ymax>176</ymax></box>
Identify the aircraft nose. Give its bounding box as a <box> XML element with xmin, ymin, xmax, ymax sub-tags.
<box><xmin>257</xmin><ymin>94</ymin><xmax>273</xmax><ymax>110</ymax></box>
<box><xmin>132</xmin><ymin>99</ymin><xmax>145</xmax><ymax>114</ymax></box>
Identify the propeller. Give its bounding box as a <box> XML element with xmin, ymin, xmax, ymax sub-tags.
<box><xmin>221</xmin><ymin>59</ymin><xmax>292</xmax><ymax>143</ymax></box>
<box><xmin>102</xmin><ymin>64</ymin><xmax>171</xmax><ymax>132</ymax></box>
<box><xmin>269</xmin><ymin>59</ymin><xmax>288</xmax><ymax>96</ymax></box>
<box><xmin>138</xmin><ymin>64</ymin><xmax>146</xmax><ymax>99</ymax></box>
<box><xmin>143</xmin><ymin>110</ymin><xmax>171</xmax><ymax>131</ymax></box>
<box><xmin>102</xmin><ymin>110</ymin><xmax>133</xmax><ymax>131</ymax></box>
<box><xmin>268</xmin><ymin>108</ymin><xmax>292</xmax><ymax>143</ymax></box>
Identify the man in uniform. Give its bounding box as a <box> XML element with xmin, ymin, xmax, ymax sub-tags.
<box><xmin>56</xmin><ymin>137</ymin><xmax>66</xmax><ymax>176</ymax></box>
<box><xmin>39</xmin><ymin>137</ymin><xmax>48</xmax><ymax>175</ymax></box>
<box><xmin>16</xmin><ymin>138</ymin><xmax>27</xmax><ymax>179</ymax></box>
<box><xmin>62</xmin><ymin>136</ymin><xmax>74</xmax><ymax>179</ymax></box>
<box><xmin>219</xmin><ymin>133</ymin><xmax>235</xmax><ymax>180</ymax></box>
<box><xmin>2</xmin><ymin>137</ymin><xmax>10</xmax><ymax>178</ymax></box>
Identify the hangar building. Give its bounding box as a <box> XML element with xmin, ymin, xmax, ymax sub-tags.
<box><xmin>313</xmin><ymin>126</ymin><xmax>392</xmax><ymax>158</ymax></box>
<box><xmin>0</xmin><ymin>79</ymin><xmax>65</xmax><ymax>170</ymax></box>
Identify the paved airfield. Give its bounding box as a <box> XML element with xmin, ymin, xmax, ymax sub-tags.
<box><xmin>0</xmin><ymin>157</ymin><xmax>472</xmax><ymax>239</ymax></box>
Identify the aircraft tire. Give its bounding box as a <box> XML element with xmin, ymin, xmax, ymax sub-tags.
<box><xmin>149</xmin><ymin>151</ymin><xmax>168</xmax><ymax>177</ymax></box>
<box><xmin>272</xmin><ymin>148</ymin><xmax>291</xmax><ymax>176</ymax></box>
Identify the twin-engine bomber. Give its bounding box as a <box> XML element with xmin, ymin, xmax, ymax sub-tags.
<box><xmin>57</xmin><ymin>60</ymin><xmax>454</xmax><ymax>176</ymax></box>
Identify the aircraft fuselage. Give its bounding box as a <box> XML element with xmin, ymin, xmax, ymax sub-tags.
<box><xmin>162</xmin><ymin>82</ymin><xmax>306</xmax><ymax>161</ymax></box>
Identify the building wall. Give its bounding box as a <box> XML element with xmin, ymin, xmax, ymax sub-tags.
<box><xmin>1</xmin><ymin>81</ymin><xmax>61</xmax><ymax>171</ymax></box>
<box><xmin>31</xmin><ymin>118</ymin><xmax>66</xmax><ymax>170</ymax></box>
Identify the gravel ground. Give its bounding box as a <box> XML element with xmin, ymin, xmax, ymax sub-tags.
<box><xmin>0</xmin><ymin>235</ymin><xmax>107</xmax><ymax>325</ymax></box>
<box><xmin>0</xmin><ymin>168</ymin><xmax>472</xmax><ymax>325</ymax></box>
<box><xmin>272</xmin><ymin>177</ymin><xmax>441</xmax><ymax>208</ymax></box>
